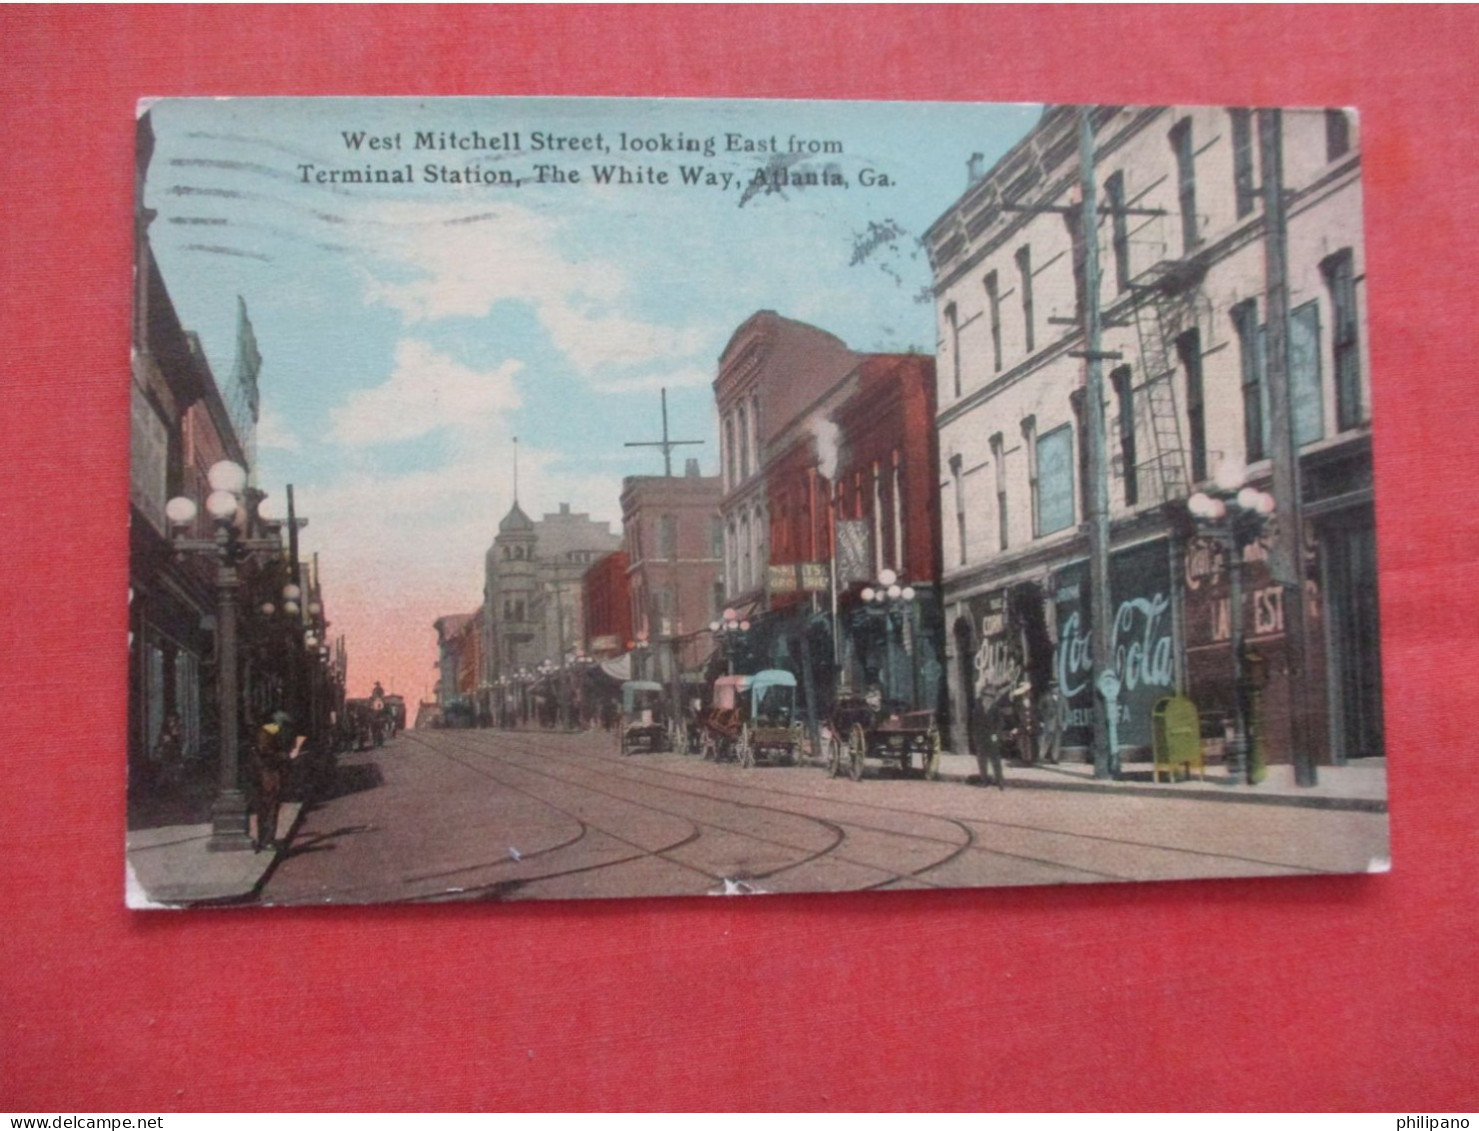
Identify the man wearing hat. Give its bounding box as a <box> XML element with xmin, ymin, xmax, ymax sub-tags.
<box><xmin>253</xmin><ymin>710</ymin><xmax>306</xmax><ymax>853</ymax></box>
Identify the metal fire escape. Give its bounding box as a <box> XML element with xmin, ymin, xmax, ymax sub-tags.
<box><xmin>1127</xmin><ymin>261</ymin><xmax>1203</xmax><ymax>505</ymax></box>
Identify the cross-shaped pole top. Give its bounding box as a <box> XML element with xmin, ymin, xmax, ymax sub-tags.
<box><xmin>624</xmin><ymin>388</ymin><xmax>704</xmax><ymax>476</ymax></box>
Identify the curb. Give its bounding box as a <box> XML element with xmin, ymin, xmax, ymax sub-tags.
<box><xmin>933</xmin><ymin>766</ymin><xmax>1387</xmax><ymax>812</ymax></box>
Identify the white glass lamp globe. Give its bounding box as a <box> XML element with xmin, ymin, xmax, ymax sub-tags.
<box><xmin>283</xmin><ymin>601</ymin><xmax>300</xmax><ymax>616</ymax></box>
<box><xmin>205</xmin><ymin>490</ymin><xmax>240</xmax><ymax>522</ymax></box>
<box><xmin>1255</xmin><ymin>492</ymin><xmax>1276</xmax><ymax>516</ymax></box>
<box><xmin>207</xmin><ymin>460</ymin><xmax>248</xmax><ymax>495</ymax></box>
<box><xmin>1188</xmin><ymin>492</ymin><xmax>1213</xmax><ymax>519</ymax></box>
<box><xmin>255</xmin><ymin>496</ymin><xmax>276</xmax><ymax>522</ymax></box>
<box><xmin>861</xmin><ymin>587</ymin><xmax>875</xmax><ymax>602</ymax></box>
<box><xmin>878</xmin><ymin>568</ymin><xmax>898</xmax><ymax>587</ymax></box>
<box><xmin>260</xmin><ymin>602</ymin><xmax>276</xmax><ymax>616</ymax></box>
<box><xmin>165</xmin><ymin>496</ymin><xmax>198</xmax><ymax>527</ymax></box>
<box><xmin>902</xmin><ymin>586</ymin><xmax>916</xmax><ymax>601</ymax></box>
<box><xmin>283</xmin><ymin>584</ymin><xmax>302</xmax><ymax>601</ymax></box>
<box><xmin>1237</xmin><ymin>486</ymin><xmax>1262</xmax><ymax>512</ymax></box>
<box><xmin>709</xmin><ymin>621</ymin><xmax>720</xmax><ymax>633</ymax></box>
<box><xmin>887</xmin><ymin>584</ymin><xmax>902</xmax><ymax>599</ymax></box>
<box><xmin>739</xmin><ymin>621</ymin><xmax>750</xmax><ymax>632</ymax></box>
<box><xmin>723</xmin><ymin>607</ymin><xmax>738</xmax><ymax>623</ymax></box>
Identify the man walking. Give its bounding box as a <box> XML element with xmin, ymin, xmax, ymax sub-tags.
<box><xmin>253</xmin><ymin>710</ymin><xmax>306</xmax><ymax>853</ymax></box>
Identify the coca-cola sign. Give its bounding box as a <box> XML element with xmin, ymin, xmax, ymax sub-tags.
<box><xmin>1052</xmin><ymin>540</ymin><xmax>1176</xmax><ymax>751</ymax></box>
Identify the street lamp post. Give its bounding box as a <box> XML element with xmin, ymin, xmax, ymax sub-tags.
<box><xmin>1186</xmin><ymin>459</ymin><xmax>1276</xmax><ymax>785</ymax></box>
<box><xmin>859</xmin><ymin>569</ymin><xmax>918</xmax><ymax>708</ymax></box>
<box><xmin>165</xmin><ymin>459</ymin><xmax>285</xmax><ymax>852</ymax></box>
<box><xmin>708</xmin><ymin>608</ymin><xmax>751</xmax><ymax>675</ymax></box>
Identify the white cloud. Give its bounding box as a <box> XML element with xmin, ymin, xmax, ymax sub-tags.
<box><xmin>256</xmin><ymin>403</ymin><xmax>300</xmax><ymax>451</ymax></box>
<box><xmin>357</xmin><ymin>202</ymin><xmax>710</xmax><ymax>386</ymax></box>
<box><xmin>329</xmin><ymin>339</ymin><xmax>523</xmax><ymax>446</ymax></box>
<box><xmin>590</xmin><ymin>365</ymin><xmax>714</xmax><ymax>396</ymax></box>
<box><xmin>294</xmin><ymin>436</ymin><xmax>623</xmax><ymax>700</ymax></box>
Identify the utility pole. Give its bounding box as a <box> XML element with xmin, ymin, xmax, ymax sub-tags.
<box><xmin>1076</xmin><ymin>107</ymin><xmax>1117</xmax><ymax>780</ymax></box>
<box><xmin>1259</xmin><ymin>108</ymin><xmax>1318</xmax><ymax>787</ymax></box>
<box><xmin>624</xmin><ymin>387</ymin><xmax>704</xmax><ymax>476</ymax></box>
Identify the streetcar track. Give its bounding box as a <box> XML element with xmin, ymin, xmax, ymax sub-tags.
<box><xmin>315</xmin><ymin>728</ymin><xmax>1330</xmax><ymax>900</ymax></box>
<box><xmin>420</xmin><ymin>730</ymin><xmax>969</xmax><ymax>890</ymax></box>
<box><xmin>421</xmin><ymin>730</ymin><xmax>857</xmax><ymax>886</ymax></box>
<box><xmin>550</xmin><ymin>739</ymin><xmax>1336</xmax><ymax>876</ymax></box>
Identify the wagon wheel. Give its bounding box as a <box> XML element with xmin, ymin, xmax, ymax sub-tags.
<box><xmin>825</xmin><ymin>729</ymin><xmax>843</xmax><ymax>778</ymax></box>
<box><xmin>737</xmin><ymin>724</ymin><xmax>755</xmax><ymax>769</ymax></box>
<box><xmin>848</xmin><ymin>723</ymin><xmax>867</xmax><ymax>782</ymax></box>
<box><xmin>923</xmin><ymin>723</ymin><xmax>941</xmax><ymax>782</ymax></box>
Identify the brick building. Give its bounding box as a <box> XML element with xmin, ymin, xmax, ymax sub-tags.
<box><xmin>926</xmin><ymin>104</ymin><xmax>1376</xmax><ymax>766</ymax></box>
<box><xmin>620</xmin><ymin>461</ymin><xmax>724</xmax><ymax>682</ymax></box>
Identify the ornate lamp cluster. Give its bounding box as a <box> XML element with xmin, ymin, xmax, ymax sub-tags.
<box><xmin>165</xmin><ymin>459</ymin><xmax>289</xmax><ymax>851</ymax></box>
<box><xmin>860</xmin><ymin>568</ymin><xmax>916</xmax><ymax>608</ymax></box>
<box><xmin>1184</xmin><ymin>458</ymin><xmax>1276</xmax><ymax>784</ymax></box>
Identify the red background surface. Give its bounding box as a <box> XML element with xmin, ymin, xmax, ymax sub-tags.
<box><xmin>3</xmin><ymin>5</ymin><xmax>1476</xmax><ymax>1112</ymax></box>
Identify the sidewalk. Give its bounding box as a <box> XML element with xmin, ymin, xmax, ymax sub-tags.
<box><xmin>125</xmin><ymin>802</ymin><xmax>304</xmax><ymax>908</ymax></box>
<box><xmin>932</xmin><ymin>750</ymin><xmax>1388</xmax><ymax>811</ymax></box>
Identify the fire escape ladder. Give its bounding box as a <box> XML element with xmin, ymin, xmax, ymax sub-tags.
<box><xmin>1129</xmin><ymin>273</ymin><xmax>1191</xmax><ymax>504</ymax></box>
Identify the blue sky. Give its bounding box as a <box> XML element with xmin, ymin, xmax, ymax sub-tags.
<box><xmin>142</xmin><ymin>96</ymin><xmax>1040</xmax><ymax>698</ymax></box>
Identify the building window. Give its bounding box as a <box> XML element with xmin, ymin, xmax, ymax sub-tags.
<box><xmin>984</xmin><ymin>270</ymin><xmax>1003</xmax><ymax>372</ymax></box>
<box><xmin>1177</xmin><ymin>328</ymin><xmax>1207</xmax><ymax>482</ymax></box>
<box><xmin>1065</xmin><ymin>208</ymin><xmax>1087</xmax><ymax>319</ymax></box>
<box><xmin>1169</xmin><ymin>116</ymin><xmax>1198</xmax><ymax>253</ymax></box>
<box><xmin>1034</xmin><ymin>423</ymin><xmax>1075</xmax><ymax>537</ymax></box>
<box><xmin>709</xmin><ymin>516</ymin><xmax>723</xmax><ymax>559</ymax></box>
<box><xmin>1015</xmin><ymin>245</ymin><xmax>1034</xmax><ymax>354</ymax></box>
<box><xmin>1230</xmin><ymin>108</ymin><xmax>1256</xmax><ymax>219</ymax></box>
<box><xmin>945</xmin><ymin>302</ymin><xmax>961</xmax><ymax>398</ymax></box>
<box><xmin>1323</xmin><ymin>248</ymin><xmax>1361</xmax><ymax>430</ymax></box>
<box><xmin>1232</xmin><ymin>299</ymin><xmax>1267</xmax><ymax>461</ymax></box>
<box><xmin>723</xmin><ymin>415</ymin><xmax>735</xmax><ymax>490</ymax></box>
<box><xmin>1326</xmin><ymin>109</ymin><xmax>1351</xmax><ymax>161</ymax></box>
<box><xmin>1105</xmin><ymin>171</ymin><xmax>1131</xmax><ymax>293</ymax></box>
<box><xmin>712</xmin><ymin>581</ymin><xmax>725</xmax><ymax>619</ymax></box>
<box><xmin>990</xmin><ymin>432</ymin><xmax>1008</xmax><ymax>551</ymax></box>
<box><xmin>737</xmin><ymin>404</ymin><xmax>750</xmax><ymax>480</ymax></box>
<box><xmin>1111</xmin><ymin>366</ymin><xmax>1138</xmax><ymax>507</ymax></box>
<box><xmin>949</xmin><ymin>454</ymin><xmax>966</xmax><ymax>567</ymax></box>
<box><xmin>891</xmin><ymin>450</ymin><xmax>904</xmax><ymax>574</ymax></box>
<box><xmin>658</xmin><ymin>514</ymin><xmax>677</xmax><ymax>560</ymax></box>
<box><xmin>740</xmin><ymin>512</ymin><xmax>751</xmax><ymax>592</ymax></box>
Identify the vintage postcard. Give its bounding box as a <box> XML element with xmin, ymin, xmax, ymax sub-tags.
<box><xmin>126</xmin><ymin>96</ymin><xmax>1386</xmax><ymax>907</ymax></box>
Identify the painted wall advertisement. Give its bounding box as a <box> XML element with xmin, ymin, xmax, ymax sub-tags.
<box><xmin>1053</xmin><ymin>540</ymin><xmax>1175</xmax><ymax>752</ymax></box>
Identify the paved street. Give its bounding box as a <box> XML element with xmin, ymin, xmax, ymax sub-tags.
<box><xmin>257</xmin><ymin>728</ymin><xmax>1389</xmax><ymax>904</ymax></box>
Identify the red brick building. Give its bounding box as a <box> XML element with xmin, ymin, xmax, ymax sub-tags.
<box><xmin>620</xmin><ymin>462</ymin><xmax>724</xmax><ymax>680</ymax></box>
<box><xmin>582</xmin><ymin>550</ymin><xmax>632</xmax><ymax>659</ymax></box>
<box><xmin>713</xmin><ymin>310</ymin><xmax>941</xmax><ymax>712</ymax></box>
